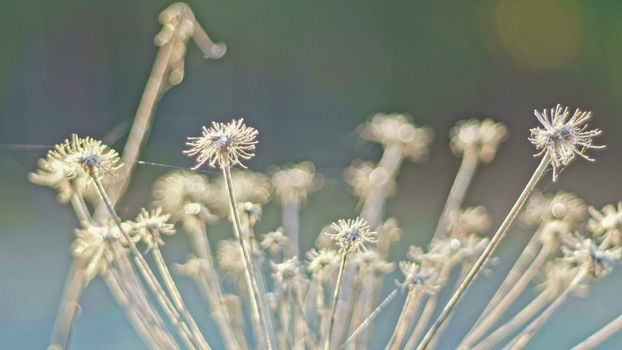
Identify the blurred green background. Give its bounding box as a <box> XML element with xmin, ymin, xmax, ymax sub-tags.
<box><xmin>1</xmin><ymin>0</ymin><xmax>622</xmax><ymax>349</ymax></box>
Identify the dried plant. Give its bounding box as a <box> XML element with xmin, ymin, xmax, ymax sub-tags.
<box><xmin>32</xmin><ymin>3</ymin><xmax>620</xmax><ymax>350</ymax></box>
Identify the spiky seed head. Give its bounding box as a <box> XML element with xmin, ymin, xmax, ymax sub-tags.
<box><xmin>133</xmin><ymin>208</ymin><xmax>176</xmax><ymax>248</ymax></box>
<box><xmin>306</xmin><ymin>248</ymin><xmax>340</xmax><ymax>274</ymax></box>
<box><xmin>398</xmin><ymin>261</ymin><xmax>438</xmax><ymax>293</ymax></box>
<box><xmin>529</xmin><ymin>104</ymin><xmax>603</xmax><ymax>181</ymax></box>
<box><xmin>587</xmin><ymin>202</ymin><xmax>622</xmax><ymax>247</ymax></box>
<box><xmin>324</xmin><ymin>217</ymin><xmax>377</xmax><ymax>255</ymax></box>
<box><xmin>450</xmin><ymin>118</ymin><xmax>508</xmax><ymax>163</ymax></box>
<box><xmin>184</xmin><ymin>118</ymin><xmax>258</xmax><ymax>169</ymax></box>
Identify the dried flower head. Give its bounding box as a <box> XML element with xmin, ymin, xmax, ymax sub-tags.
<box><xmin>72</xmin><ymin>222</ymin><xmax>132</xmax><ymax>281</ymax></box>
<box><xmin>151</xmin><ymin>171</ymin><xmax>217</xmax><ymax>232</ymax></box>
<box><xmin>588</xmin><ymin>203</ymin><xmax>622</xmax><ymax>247</ymax></box>
<box><xmin>376</xmin><ymin>218</ymin><xmax>402</xmax><ymax>255</ymax></box>
<box><xmin>529</xmin><ymin>104</ymin><xmax>603</xmax><ymax>181</ymax></box>
<box><xmin>355</xmin><ymin>250</ymin><xmax>395</xmax><ymax>277</ymax></box>
<box><xmin>398</xmin><ymin>261</ymin><xmax>438</xmax><ymax>293</ymax></box>
<box><xmin>536</xmin><ymin>261</ymin><xmax>589</xmax><ymax>299</ymax></box>
<box><xmin>260</xmin><ymin>228</ymin><xmax>289</xmax><ymax>256</ymax></box>
<box><xmin>217</xmin><ymin>239</ymin><xmax>246</xmax><ymax>283</ymax></box>
<box><xmin>344</xmin><ymin>160</ymin><xmax>396</xmax><ymax>202</ymax></box>
<box><xmin>562</xmin><ymin>235</ymin><xmax>621</xmax><ymax>278</ymax></box>
<box><xmin>448</xmin><ymin>206</ymin><xmax>491</xmax><ymax>238</ymax></box>
<box><xmin>174</xmin><ymin>256</ymin><xmax>208</xmax><ymax>279</ymax></box>
<box><xmin>521</xmin><ymin>191</ymin><xmax>587</xmax><ymax>228</ymax></box>
<box><xmin>324</xmin><ymin>217</ymin><xmax>377</xmax><ymax>254</ymax></box>
<box><xmin>271</xmin><ymin>161</ymin><xmax>323</xmax><ymax>203</ymax></box>
<box><xmin>361</xmin><ymin>113</ymin><xmax>434</xmax><ymax>161</ymax></box>
<box><xmin>450</xmin><ymin>118</ymin><xmax>508</xmax><ymax>163</ymax></box>
<box><xmin>133</xmin><ymin>208</ymin><xmax>176</xmax><ymax>248</ymax></box>
<box><xmin>213</xmin><ymin>169</ymin><xmax>271</xmax><ymax>216</ymax></box>
<box><xmin>537</xmin><ymin>220</ymin><xmax>572</xmax><ymax>249</ymax></box>
<box><xmin>271</xmin><ymin>257</ymin><xmax>302</xmax><ymax>287</ymax></box>
<box><xmin>30</xmin><ymin>135</ymin><xmax>122</xmax><ymax>200</ymax></box>
<box><xmin>306</xmin><ymin>248</ymin><xmax>339</xmax><ymax>274</ymax></box>
<box><xmin>184</xmin><ymin>118</ymin><xmax>258</xmax><ymax>169</ymax></box>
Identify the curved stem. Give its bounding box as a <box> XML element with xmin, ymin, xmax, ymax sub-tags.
<box><xmin>417</xmin><ymin>155</ymin><xmax>550</xmax><ymax>350</ymax></box>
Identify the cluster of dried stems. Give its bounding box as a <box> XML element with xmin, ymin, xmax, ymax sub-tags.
<box><xmin>32</xmin><ymin>3</ymin><xmax>622</xmax><ymax>350</ymax></box>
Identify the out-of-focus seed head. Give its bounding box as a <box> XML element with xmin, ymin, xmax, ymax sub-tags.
<box><xmin>72</xmin><ymin>222</ymin><xmax>132</xmax><ymax>281</ymax></box>
<box><xmin>217</xmin><ymin>239</ymin><xmax>247</xmax><ymax>285</ymax></box>
<box><xmin>306</xmin><ymin>248</ymin><xmax>339</xmax><ymax>274</ymax></box>
<box><xmin>448</xmin><ymin>206</ymin><xmax>491</xmax><ymax>238</ymax></box>
<box><xmin>562</xmin><ymin>234</ymin><xmax>621</xmax><ymax>279</ymax></box>
<box><xmin>344</xmin><ymin>160</ymin><xmax>396</xmax><ymax>202</ymax></box>
<box><xmin>450</xmin><ymin>118</ymin><xmax>508</xmax><ymax>163</ymax></box>
<box><xmin>260</xmin><ymin>228</ymin><xmax>288</xmax><ymax>256</ymax></box>
<box><xmin>398</xmin><ymin>261</ymin><xmax>438</xmax><ymax>293</ymax></box>
<box><xmin>521</xmin><ymin>191</ymin><xmax>587</xmax><ymax>228</ymax></box>
<box><xmin>354</xmin><ymin>250</ymin><xmax>395</xmax><ymax>278</ymax></box>
<box><xmin>376</xmin><ymin>218</ymin><xmax>402</xmax><ymax>256</ymax></box>
<box><xmin>271</xmin><ymin>161</ymin><xmax>323</xmax><ymax>204</ymax></box>
<box><xmin>529</xmin><ymin>104</ymin><xmax>603</xmax><ymax>181</ymax></box>
<box><xmin>174</xmin><ymin>256</ymin><xmax>208</xmax><ymax>279</ymax></box>
<box><xmin>324</xmin><ymin>217</ymin><xmax>377</xmax><ymax>255</ymax></box>
<box><xmin>184</xmin><ymin>119</ymin><xmax>258</xmax><ymax>169</ymax></box>
<box><xmin>271</xmin><ymin>257</ymin><xmax>302</xmax><ymax>287</ymax></box>
<box><xmin>536</xmin><ymin>261</ymin><xmax>589</xmax><ymax>299</ymax></box>
<box><xmin>587</xmin><ymin>202</ymin><xmax>622</xmax><ymax>247</ymax></box>
<box><xmin>360</xmin><ymin>113</ymin><xmax>434</xmax><ymax>161</ymax></box>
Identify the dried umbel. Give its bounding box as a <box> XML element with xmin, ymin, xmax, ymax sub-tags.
<box><xmin>398</xmin><ymin>261</ymin><xmax>438</xmax><ymax>293</ymax></box>
<box><xmin>271</xmin><ymin>257</ymin><xmax>302</xmax><ymax>287</ymax></box>
<box><xmin>355</xmin><ymin>250</ymin><xmax>395</xmax><ymax>277</ymax></box>
<box><xmin>213</xmin><ymin>169</ymin><xmax>271</xmax><ymax>216</ymax></box>
<box><xmin>376</xmin><ymin>218</ymin><xmax>402</xmax><ymax>255</ymax></box>
<box><xmin>260</xmin><ymin>228</ymin><xmax>289</xmax><ymax>256</ymax></box>
<box><xmin>529</xmin><ymin>104</ymin><xmax>603</xmax><ymax>181</ymax></box>
<box><xmin>151</xmin><ymin>170</ymin><xmax>216</xmax><ymax>232</ymax></box>
<box><xmin>184</xmin><ymin>118</ymin><xmax>258</xmax><ymax>169</ymax></box>
<box><xmin>30</xmin><ymin>135</ymin><xmax>122</xmax><ymax>201</ymax></box>
<box><xmin>562</xmin><ymin>235</ymin><xmax>621</xmax><ymax>278</ymax></box>
<box><xmin>133</xmin><ymin>208</ymin><xmax>176</xmax><ymax>248</ymax></box>
<box><xmin>447</xmin><ymin>206</ymin><xmax>491</xmax><ymax>238</ymax></box>
<box><xmin>306</xmin><ymin>249</ymin><xmax>339</xmax><ymax>274</ymax></box>
<box><xmin>536</xmin><ymin>261</ymin><xmax>589</xmax><ymax>299</ymax></box>
<box><xmin>450</xmin><ymin>118</ymin><xmax>508</xmax><ymax>163</ymax></box>
<box><xmin>522</xmin><ymin>191</ymin><xmax>587</xmax><ymax>228</ymax></box>
<box><xmin>360</xmin><ymin>113</ymin><xmax>434</xmax><ymax>161</ymax></box>
<box><xmin>271</xmin><ymin>161</ymin><xmax>322</xmax><ymax>203</ymax></box>
<box><xmin>72</xmin><ymin>222</ymin><xmax>131</xmax><ymax>281</ymax></box>
<box><xmin>588</xmin><ymin>202</ymin><xmax>622</xmax><ymax>246</ymax></box>
<box><xmin>217</xmin><ymin>239</ymin><xmax>247</xmax><ymax>283</ymax></box>
<box><xmin>344</xmin><ymin>160</ymin><xmax>396</xmax><ymax>201</ymax></box>
<box><xmin>324</xmin><ymin>217</ymin><xmax>377</xmax><ymax>254</ymax></box>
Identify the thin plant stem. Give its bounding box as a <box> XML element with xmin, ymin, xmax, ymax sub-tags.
<box><xmin>282</xmin><ymin>199</ymin><xmax>300</xmax><ymax>256</ymax></box>
<box><xmin>571</xmin><ymin>313</ymin><xmax>622</xmax><ymax>350</ymax></box>
<box><xmin>222</xmin><ymin>165</ymin><xmax>276</xmax><ymax>350</ymax></box>
<box><xmin>386</xmin><ymin>289</ymin><xmax>423</xmax><ymax>350</ymax></box>
<box><xmin>463</xmin><ymin>243</ymin><xmax>551</xmax><ymax>347</ymax></box>
<box><xmin>433</xmin><ymin>148</ymin><xmax>479</xmax><ymax>239</ymax></box>
<box><xmin>324</xmin><ymin>252</ymin><xmax>349</xmax><ymax>350</ymax></box>
<box><xmin>48</xmin><ymin>259</ymin><xmax>87</xmax><ymax>350</ymax></box>
<box><xmin>502</xmin><ymin>268</ymin><xmax>588</xmax><ymax>350</ymax></box>
<box><xmin>152</xmin><ymin>243</ymin><xmax>211</xmax><ymax>350</ymax></box>
<box><xmin>92</xmin><ymin>173</ymin><xmax>201</xmax><ymax>350</ymax></box>
<box><xmin>188</xmin><ymin>226</ymin><xmax>246</xmax><ymax>350</ymax></box>
<box><xmin>472</xmin><ymin>292</ymin><xmax>549</xmax><ymax>350</ymax></box>
<box><xmin>465</xmin><ymin>229</ymin><xmax>542</xmax><ymax>339</ymax></box>
<box><xmin>343</xmin><ymin>286</ymin><xmax>402</xmax><ymax>348</ymax></box>
<box><xmin>417</xmin><ymin>154</ymin><xmax>551</xmax><ymax>350</ymax></box>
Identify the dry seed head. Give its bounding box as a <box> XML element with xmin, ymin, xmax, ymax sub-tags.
<box><xmin>344</xmin><ymin>160</ymin><xmax>396</xmax><ymax>202</ymax></box>
<box><xmin>354</xmin><ymin>250</ymin><xmax>395</xmax><ymax>277</ymax></box>
<box><xmin>72</xmin><ymin>222</ymin><xmax>132</xmax><ymax>281</ymax></box>
<box><xmin>450</xmin><ymin>118</ymin><xmax>508</xmax><ymax>163</ymax></box>
<box><xmin>324</xmin><ymin>217</ymin><xmax>377</xmax><ymax>255</ymax></box>
<box><xmin>260</xmin><ymin>227</ymin><xmax>289</xmax><ymax>256</ymax></box>
<box><xmin>398</xmin><ymin>261</ymin><xmax>438</xmax><ymax>293</ymax></box>
<box><xmin>587</xmin><ymin>202</ymin><xmax>622</xmax><ymax>246</ymax></box>
<box><xmin>151</xmin><ymin>170</ymin><xmax>217</xmax><ymax>232</ymax></box>
<box><xmin>174</xmin><ymin>256</ymin><xmax>208</xmax><ymax>279</ymax></box>
<box><xmin>537</xmin><ymin>219</ymin><xmax>572</xmax><ymax>249</ymax></box>
<box><xmin>133</xmin><ymin>207</ymin><xmax>176</xmax><ymax>248</ymax></box>
<box><xmin>30</xmin><ymin>135</ymin><xmax>122</xmax><ymax>200</ymax></box>
<box><xmin>361</xmin><ymin>113</ymin><xmax>434</xmax><ymax>161</ymax></box>
<box><xmin>521</xmin><ymin>191</ymin><xmax>587</xmax><ymax>228</ymax></box>
<box><xmin>213</xmin><ymin>169</ymin><xmax>271</xmax><ymax>216</ymax></box>
<box><xmin>271</xmin><ymin>257</ymin><xmax>302</xmax><ymax>287</ymax></box>
<box><xmin>529</xmin><ymin>104</ymin><xmax>603</xmax><ymax>181</ymax></box>
<box><xmin>536</xmin><ymin>261</ymin><xmax>589</xmax><ymax>299</ymax></box>
<box><xmin>562</xmin><ymin>235</ymin><xmax>621</xmax><ymax>279</ymax></box>
<box><xmin>184</xmin><ymin>118</ymin><xmax>258</xmax><ymax>169</ymax></box>
<box><xmin>448</xmin><ymin>206</ymin><xmax>491</xmax><ymax>238</ymax></box>
<box><xmin>271</xmin><ymin>161</ymin><xmax>323</xmax><ymax>203</ymax></box>
<box><xmin>217</xmin><ymin>239</ymin><xmax>247</xmax><ymax>283</ymax></box>
<box><xmin>376</xmin><ymin>218</ymin><xmax>402</xmax><ymax>255</ymax></box>
<box><xmin>306</xmin><ymin>248</ymin><xmax>340</xmax><ymax>274</ymax></box>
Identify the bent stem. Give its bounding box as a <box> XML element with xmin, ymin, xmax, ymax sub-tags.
<box><xmin>417</xmin><ymin>154</ymin><xmax>550</xmax><ymax>350</ymax></box>
<box><xmin>571</xmin><ymin>313</ymin><xmax>622</xmax><ymax>350</ymax></box>
<box><xmin>92</xmin><ymin>173</ymin><xmax>203</xmax><ymax>350</ymax></box>
<box><xmin>502</xmin><ymin>268</ymin><xmax>588</xmax><ymax>350</ymax></box>
<box><xmin>324</xmin><ymin>252</ymin><xmax>349</xmax><ymax>350</ymax></box>
<box><xmin>222</xmin><ymin>165</ymin><xmax>276</xmax><ymax>350</ymax></box>
<box><xmin>433</xmin><ymin>148</ymin><xmax>479</xmax><ymax>239</ymax></box>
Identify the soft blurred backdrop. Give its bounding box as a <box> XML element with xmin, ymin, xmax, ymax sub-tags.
<box><xmin>1</xmin><ymin>0</ymin><xmax>622</xmax><ymax>349</ymax></box>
